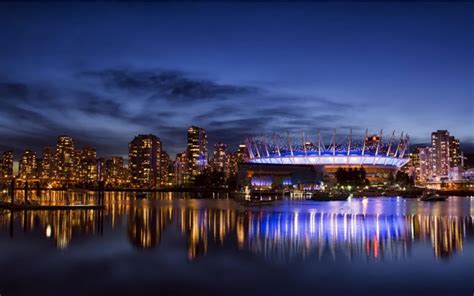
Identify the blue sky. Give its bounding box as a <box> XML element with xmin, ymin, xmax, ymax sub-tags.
<box><xmin>0</xmin><ymin>2</ymin><xmax>472</xmax><ymax>157</ymax></box>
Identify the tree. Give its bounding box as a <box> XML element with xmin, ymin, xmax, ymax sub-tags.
<box><xmin>387</xmin><ymin>172</ymin><xmax>395</xmax><ymax>185</ymax></box>
<box><xmin>335</xmin><ymin>167</ymin><xmax>369</xmax><ymax>187</ymax></box>
<box><xmin>394</xmin><ymin>171</ymin><xmax>414</xmax><ymax>188</ymax></box>
<box><xmin>194</xmin><ymin>168</ymin><xmax>230</xmax><ymax>189</ymax></box>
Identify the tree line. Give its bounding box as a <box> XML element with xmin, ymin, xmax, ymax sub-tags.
<box><xmin>334</xmin><ymin>167</ymin><xmax>368</xmax><ymax>186</ymax></box>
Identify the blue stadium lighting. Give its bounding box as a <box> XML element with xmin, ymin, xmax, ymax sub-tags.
<box><xmin>245</xmin><ymin>129</ymin><xmax>410</xmax><ymax>169</ymax></box>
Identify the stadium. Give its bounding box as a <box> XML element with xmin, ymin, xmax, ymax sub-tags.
<box><xmin>239</xmin><ymin>129</ymin><xmax>411</xmax><ymax>188</ymax></box>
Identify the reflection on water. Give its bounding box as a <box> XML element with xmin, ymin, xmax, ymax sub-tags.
<box><xmin>0</xmin><ymin>193</ymin><xmax>473</xmax><ymax>262</ymax></box>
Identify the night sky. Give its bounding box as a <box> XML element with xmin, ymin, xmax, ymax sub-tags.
<box><xmin>0</xmin><ymin>2</ymin><xmax>472</xmax><ymax>158</ymax></box>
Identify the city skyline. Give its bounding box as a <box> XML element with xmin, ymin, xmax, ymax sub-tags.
<box><xmin>0</xmin><ymin>2</ymin><xmax>472</xmax><ymax>158</ymax></box>
<box><xmin>1</xmin><ymin>127</ymin><xmax>469</xmax><ymax>186</ymax></box>
<box><xmin>0</xmin><ymin>123</ymin><xmax>472</xmax><ymax>160</ymax></box>
<box><xmin>1</xmin><ymin>3</ymin><xmax>473</xmax><ymax>296</ymax></box>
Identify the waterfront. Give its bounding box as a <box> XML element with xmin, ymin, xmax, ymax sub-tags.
<box><xmin>0</xmin><ymin>193</ymin><xmax>473</xmax><ymax>295</ymax></box>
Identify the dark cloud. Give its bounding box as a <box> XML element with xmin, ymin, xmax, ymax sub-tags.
<box><xmin>0</xmin><ymin>82</ymin><xmax>29</xmax><ymax>100</ymax></box>
<box><xmin>75</xmin><ymin>91</ymin><xmax>122</xmax><ymax>116</ymax></box>
<box><xmin>192</xmin><ymin>105</ymin><xmax>245</xmax><ymax>122</ymax></box>
<box><xmin>83</xmin><ymin>68</ymin><xmax>259</xmax><ymax>103</ymax></box>
<box><xmin>0</xmin><ymin>66</ymin><xmax>362</xmax><ymax>158</ymax></box>
<box><xmin>205</xmin><ymin>117</ymin><xmax>276</xmax><ymax>149</ymax></box>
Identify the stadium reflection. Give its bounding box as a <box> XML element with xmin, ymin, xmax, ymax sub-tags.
<box><xmin>1</xmin><ymin>194</ymin><xmax>472</xmax><ymax>261</ymax></box>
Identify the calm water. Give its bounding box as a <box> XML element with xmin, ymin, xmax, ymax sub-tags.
<box><xmin>0</xmin><ymin>193</ymin><xmax>473</xmax><ymax>295</ymax></box>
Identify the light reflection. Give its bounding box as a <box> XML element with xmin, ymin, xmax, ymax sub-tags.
<box><xmin>0</xmin><ymin>194</ymin><xmax>472</xmax><ymax>262</ymax></box>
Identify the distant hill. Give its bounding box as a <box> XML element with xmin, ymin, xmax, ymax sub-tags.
<box><xmin>464</xmin><ymin>153</ymin><xmax>474</xmax><ymax>168</ymax></box>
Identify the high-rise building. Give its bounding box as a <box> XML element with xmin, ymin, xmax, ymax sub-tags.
<box><xmin>230</xmin><ymin>144</ymin><xmax>249</xmax><ymax>176</ymax></box>
<box><xmin>56</xmin><ymin>135</ymin><xmax>75</xmax><ymax>181</ymax></box>
<box><xmin>160</xmin><ymin>151</ymin><xmax>171</xmax><ymax>186</ymax></box>
<box><xmin>187</xmin><ymin>126</ymin><xmax>208</xmax><ymax>183</ymax></box>
<box><xmin>431</xmin><ymin>130</ymin><xmax>450</xmax><ymax>177</ymax></box>
<box><xmin>18</xmin><ymin>150</ymin><xmax>37</xmax><ymax>179</ymax></box>
<box><xmin>110</xmin><ymin>156</ymin><xmax>127</xmax><ymax>186</ymax></box>
<box><xmin>235</xmin><ymin>144</ymin><xmax>249</xmax><ymax>162</ymax></box>
<box><xmin>408</xmin><ymin>148</ymin><xmax>421</xmax><ymax>182</ymax></box>
<box><xmin>449</xmin><ymin>136</ymin><xmax>461</xmax><ymax>168</ymax></box>
<box><xmin>129</xmin><ymin>134</ymin><xmax>161</xmax><ymax>188</ymax></box>
<box><xmin>39</xmin><ymin>147</ymin><xmax>55</xmax><ymax>180</ymax></box>
<box><xmin>173</xmin><ymin>151</ymin><xmax>188</xmax><ymax>186</ymax></box>
<box><xmin>1</xmin><ymin>151</ymin><xmax>14</xmax><ymax>179</ymax></box>
<box><xmin>99</xmin><ymin>158</ymin><xmax>113</xmax><ymax>185</ymax></box>
<box><xmin>420</xmin><ymin>147</ymin><xmax>434</xmax><ymax>182</ymax></box>
<box><xmin>97</xmin><ymin>158</ymin><xmax>106</xmax><ymax>182</ymax></box>
<box><xmin>98</xmin><ymin>156</ymin><xmax>127</xmax><ymax>186</ymax></box>
<box><xmin>211</xmin><ymin>142</ymin><xmax>231</xmax><ymax>178</ymax></box>
<box><xmin>76</xmin><ymin>146</ymin><xmax>97</xmax><ymax>183</ymax></box>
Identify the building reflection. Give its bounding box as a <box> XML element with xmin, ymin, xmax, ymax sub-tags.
<box><xmin>1</xmin><ymin>209</ymin><xmax>101</xmax><ymax>249</ymax></box>
<box><xmin>0</xmin><ymin>195</ymin><xmax>472</xmax><ymax>261</ymax></box>
<box><xmin>240</xmin><ymin>212</ymin><xmax>471</xmax><ymax>261</ymax></box>
<box><xmin>127</xmin><ymin>205</ymin><xmax>172</xmax><ymax>249</ymax></box>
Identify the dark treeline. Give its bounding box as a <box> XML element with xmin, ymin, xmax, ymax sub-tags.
<box><xmin>335</xmin><ymin>167</ymin><xmax>368</xmax><ymax>186</ymax></box>
<box><xmin>388</xmin><ymin>171</ymin><xmax>415</xmax><ymax>187</ymax></box>
<box><xmin>193</xmin><ymin>168</ymin><xmax>238</xmax><ymax>190</ymax></box>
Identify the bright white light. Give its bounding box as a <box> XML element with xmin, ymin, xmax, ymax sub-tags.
<box><xmin>46</xmin><ymin>225</ymin><xmax>52</xmax><ymax>238</ymax></box>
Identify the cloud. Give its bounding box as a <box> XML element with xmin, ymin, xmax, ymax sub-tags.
<box><xmin>82</xmin><ymin>68</ymin><xmax>259</xmax><ymax>103</ymax></box>
<box><xmin>0</xmin><ymin>66</ymin><xmax>360</xmax><ymax>158</ymax></box>
<box><xmin>74</xmin><ymin>91</ymin><xmax>122</xmax><ymax>116</ymax></box>
<box><xmin>0</xmin><ymin>82</ymin><xmax>29</xmax><ymax>99</ymax></box>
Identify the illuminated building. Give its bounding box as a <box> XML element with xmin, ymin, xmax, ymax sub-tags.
<box><xmin>56</xmin><ymin>135</ymin><xmax>75</xmax><ymax>181</ymax></box>
<box><xmin>408</xmin><ymin>145</ymin><xmax>435</xmax><ymax>183</ymax></box>
<box><xmin>211</xmin><ymin>142</ymin><xmax>231</xmax><ymax>178</ymax></box>
<box><xmin>76</xmin><ymin>146</ymin><xmax>97</xmax><ymax>183</ymax></box>
<box><xmin>108</xmin><ymin>156</ymin><xmax>128</xmax><ymax>186</ymax></box>
<box><xmin>230</xmin><ymin>143</ymin><xmax>249</xmax><ymax>176</ymax></box>
<box><xmin>236</xmin><ymin>143</ymin><xmax>249</xmax><ymax>162</ymax></box>
<box><xmin>160</xmin><ymin>151</ymin><xmax>172</xmax><ymax>186</ymax></box>
<box><xmin>419</xmin><ymin>147</ymin><xmax>434</xmax><ymax>182</ymax></box>
<box><xmin>98</xmin><ymin>157</ymin><xmax>127</xmax><ymax>186</ymax></box>
<box><xmin>1</xmin><ymin>151</ymin><xmax>13</xmax><ymax>179</ymax></box>
<box><xmin>39</xmin><ymin>147</ymin><xmax>55</xmax><ymax>181</ymax></box>
<box><xmin>128</xmin><ymin>134</ymin><xmax>162</xmax><ymax>188</ymax></box>
<box><xmin>463</xmin><ymin>168</ymin><xmax>474</xmax><ymax>179</ymax></box>
<box><xmin>187</xmin><ymin>126</ymin><xmax>208</xmax><ymax>183</ymax></box>
<box><xmin>430</xmin><ymin>130</ymin><xmax>463</xmax><ymax>180</ymax></box>
<box><xmin>401</xmin><ymin>130</ymin><xmax>465</xmax><ymax>185</ymax></box>
<box><xmin>449</xmin><ymin>136</ymin><xmax>461</xmax><ymax>168</ymax></box>
<box><xmin>431</xmin><ymin>130</ymin><xmax>451</xmax><ymax>177</ymax></box>
<box><xmin>407</xmin><ymin>148</ymin><xmax>420</xmax><ymax>181</ymax></box>
<box><xmin>173</xmin><ymin>151</ymin><xmax>188</xmax><ymax>186</ymax></box>
<box><xmin>18</xmin><ymin>150</ymin><xmax>38</xmax><ymax>179</ymax></box>
<box><xmin>243</xmin><ymin>129</ymin><xmax>410</xmax><ymax>186</ymax></box>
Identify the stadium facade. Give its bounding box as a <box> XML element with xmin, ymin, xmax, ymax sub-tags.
<box><xmin>239</xmin><ymin>129</ymin><xmax>410</xmax><ymax>188</ymax></box>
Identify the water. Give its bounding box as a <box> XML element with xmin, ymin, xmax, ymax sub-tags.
<box><xmin>0</xmin><ymin>193</ymin><xmax>473</xmax><ymax>295</ymax></box>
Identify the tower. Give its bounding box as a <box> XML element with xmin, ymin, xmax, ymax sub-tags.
<box><xmin>187</xmin><ymin>126</ymin><xmax>208</xmax><ymax>183</ymax></box>
<box><xmin>128</xmin><ymin>134</ymin><xmax>161</xmax><ymax>188</ymax></box>
<box><xmin>56</xmin><ymin>135</ymin><xmax>75</xmax><ymax>181</ymax></box>
<box><xmin>18</xmin><ymin>150</ymin><xmax>37</xmax><ymax>179</ymax></box>
<box><xmin>1</xmin><ymin>151</ymin><xmax>14</xmax><ymax>179</ymax></box>
<box><xmin>431</xmin><ymin>130</ymin><xmax>450</xmax><ymax>177</ymax></box>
